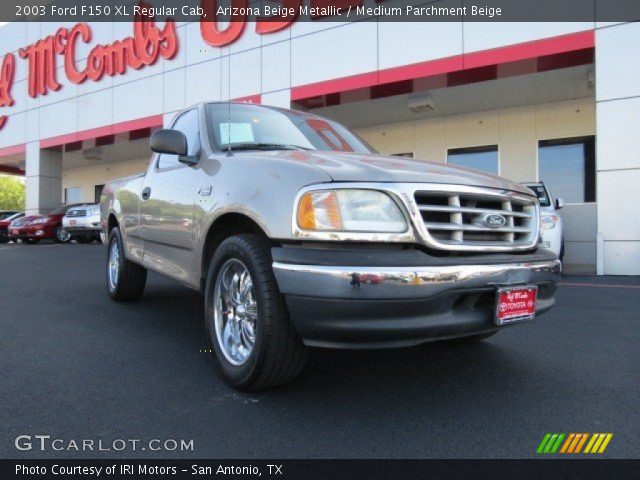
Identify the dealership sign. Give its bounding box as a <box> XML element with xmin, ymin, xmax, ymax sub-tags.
<box><xmin>0</xmin><ymin>0</ymin><xmax>362</xmax><ymax>132</ymax></box>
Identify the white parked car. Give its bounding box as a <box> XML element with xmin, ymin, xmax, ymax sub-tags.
<box><xmin>62</xmin><ymin>204</ymin><xmax>101</xmax><ymax>243</ymax></box>
<box><xmin>522</xmin><ymin>182</ymin><xmax>564</xmax><ymax>260</ymax></box>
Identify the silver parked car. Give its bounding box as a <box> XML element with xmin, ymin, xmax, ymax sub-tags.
<box><xmin>101</xmin><ymin>102</ymin><xmax>560</xmax><ymax>390</ymax></box>
<box><xmin>62</xmin><ymin>204</ymin><xmax>101</xmax><ymax>243</ymax></box>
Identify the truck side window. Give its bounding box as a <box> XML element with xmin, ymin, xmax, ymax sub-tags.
<box><xmin>157</xmin><ymin>109</ymin><xmax>201</xmax><ymax>169</ymax></box>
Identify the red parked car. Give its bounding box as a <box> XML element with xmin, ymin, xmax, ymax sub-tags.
<box><xmin>7</xmin><ymin>204</ymin><xmax>81</xmax><ymax>244</ymax></box>
<box><xmin>0</xmin><ymin>211</ymin><xmax>24</xmax><ymax>243</ymax></box>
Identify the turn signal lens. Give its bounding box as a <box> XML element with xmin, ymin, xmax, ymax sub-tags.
<box><xmin>297</xmin><ymin>193</ymin><xmax>316</xmax><ymax>230</ymax></box>
<box><xmin>297</xmin><ymin>191</ymin><xmax>343</xmax><ymax>230</ymax></box>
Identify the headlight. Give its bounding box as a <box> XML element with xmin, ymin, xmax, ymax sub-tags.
<box><xmin>87</xmin><ymin>207</ymin><xmax>100</xmax><ymax>216</ymax></box>
<box><xmin>30</xmin><ymin>217</ymin><xmax>48</xmax><ymax>225</ymax></box>
<box><xmin>540</xmin><ymin>214</ymin><xmax>559</xmax><ymax>230</ymax></box>
<box><xmin>296</xmin><ymin>189</ymin><xmax>407</xmax><ymax>233</ymax></box>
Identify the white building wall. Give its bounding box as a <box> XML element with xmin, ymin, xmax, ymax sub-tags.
<box><xmin>595</xmin><ymin>22</ymin><xmax>640</xmax><ymax>275</ymax></box>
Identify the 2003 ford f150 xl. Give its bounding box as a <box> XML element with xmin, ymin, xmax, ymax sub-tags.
<box><xmin>101</xmin><ymin>102</ymin><xmax>560</xmax><ymax>390</ymax></box>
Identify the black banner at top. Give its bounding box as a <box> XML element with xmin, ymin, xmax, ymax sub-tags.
<box><xmin>3</xmin><ymin>0</ymin><xmax>640</xmax><ymax>23</ymax></box>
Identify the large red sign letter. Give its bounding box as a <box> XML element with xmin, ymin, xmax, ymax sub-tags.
<box><xmin>0</xmin><ymin>53</ymin><xmax>16</xmax><ymax>130</ymax></box>
<box><xmin>200</xmin><ymin>0</ymin><xmax>247</xmax><ymax>46</ymax></box>
<box><xmin>19</xmin><ymin>35</ymin><xmax>64</xmax><ymax>98</ymax></box>
<box><xmin>64</xmin><ymin>23</ymin><xmax>91</xmax><ymax>84</ymax></box>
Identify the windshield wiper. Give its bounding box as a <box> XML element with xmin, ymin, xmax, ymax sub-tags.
<box><xmin>222</xmin><ymin>143</ymin><xmax>313</xmax><ymax>151</ymax></box>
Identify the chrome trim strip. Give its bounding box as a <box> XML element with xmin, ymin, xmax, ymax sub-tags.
<box><xmin>418</xmin><ymin>204</ymin><xmax>532</xmax><ymax>219</ymax></box>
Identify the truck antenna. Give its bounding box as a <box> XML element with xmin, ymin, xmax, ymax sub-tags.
<box><xmin>226</xmin><ymin>66</ymin><xmax>232</xmax><ymax>157</ymax></box>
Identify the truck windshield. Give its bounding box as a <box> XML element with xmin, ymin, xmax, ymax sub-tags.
<box><xmin>206</xmin><ymin>103</ymin><xmax>375</xmax><ymax>154</ymax></box>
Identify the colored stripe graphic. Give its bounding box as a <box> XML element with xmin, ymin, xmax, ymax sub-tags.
<box><xmin>585</xmin><ymin>433</ymin><xmax>614</xmax><ymax>454</ymax></box>
<box><xmin>598</xmin><ymin>433</ymin><xmax>613</xmax><ymax>453</ymax></box>
<box><xmin>574</xmin><ymin>433</ymin><xmax>589</xmax><ymax>453</ymax></box>
<box><xmin>538</xmin><ymin>433</ymin><xmax>613</xmax><ymax>454</ymax></box>
<box><xmin>537</xmin><ymin>433</ymin><xmax>565</xmax><ymax>453</ymax></box>
<box><xmin>560</xmin><ymin>433</ymin><xmax>575</xmax><ymax>453</ymax></box>
<box><xmin>536</xmin><ymin>434</ymin><xmax>552</xmax><ymax>454</ymax></box>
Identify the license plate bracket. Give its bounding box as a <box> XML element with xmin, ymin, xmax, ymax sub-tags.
<box><xmin>495</xmin><ymin>285</ymin><xmax>537</xmax><ymax>325</ymax></box>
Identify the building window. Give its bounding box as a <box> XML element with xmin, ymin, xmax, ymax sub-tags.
<box><xmin>447</xmin><ymin>145</ymin><xmax>499</xmax><ymax>174</ymax></box>
<box><xmin>538</xmin><ymin>136</ymin><xmax>595</xmax><ymax>204</ymax></box>
<box><xmin>65</xmin><ymin>187</ymin><xmax>82</xmax><ymax>204</ymax></box>
<box><xmin>94</xmin><ymin>184</ymin><xmax>105</xmax><ymax>204</ymax></box>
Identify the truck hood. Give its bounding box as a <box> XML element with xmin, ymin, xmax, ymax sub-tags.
<box><xmin>258</xmin><ymin>150</ymin><xmax>533</xmax><ymax>196</ymax></box>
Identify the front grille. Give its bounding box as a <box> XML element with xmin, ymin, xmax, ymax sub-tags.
<box><xmin>66</xmin><ymin>209</ymin><xmax>87</xmax><ymax>218</ymax></box>
<box><xmin>414</xmin><ymin>188</ymin><xmax>538</xmax><ymax>250</ymax></box>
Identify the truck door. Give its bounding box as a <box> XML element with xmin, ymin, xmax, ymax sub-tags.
<box><xmin>139</xmin><ymin>108</ymin><xmax>201</xmax><ymax>284</ymax></box>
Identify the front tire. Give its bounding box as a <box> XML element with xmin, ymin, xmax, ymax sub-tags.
<box><xmin>205</xmin><ymin>234</ymin><xmax>307</xmax><ymax>390</ymax></box>
<box><xmin>52</xmin><ymin>224</ymin><xmax>71</xmax><ymax>243</ymax></box>
<box><xmin>106</xmin><ymin>227</ymin><xmax>147</xmax><ymax>301</ymax></box>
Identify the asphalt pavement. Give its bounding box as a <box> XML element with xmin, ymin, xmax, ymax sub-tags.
<box><xmin>1</xmin><ymin>242</ymin><xmax>638</xmax><ymax>458</ymax></box>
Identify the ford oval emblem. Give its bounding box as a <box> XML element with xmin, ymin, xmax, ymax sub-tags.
<box><xmin>482</xmin><ymin>213</ymin><xmax>507</xmax><ymax>228</ymax></box>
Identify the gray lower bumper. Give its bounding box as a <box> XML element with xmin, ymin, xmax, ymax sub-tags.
<box><xmin>272</xmin><ymin>259</ymin><xmax>561</xmax><ymax>348</ymax></box>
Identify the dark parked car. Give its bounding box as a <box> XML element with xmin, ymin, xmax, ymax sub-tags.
<box><xmin>7</xmin><ymin>204</ymin><xmax>81</xmax><ymax>244</ymax></box>
<box><xmin>0</xmin><ymin>212</ymin><xmax>24</xmax><ymax>243</ymax></box>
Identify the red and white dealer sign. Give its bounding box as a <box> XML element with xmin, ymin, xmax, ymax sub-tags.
<box><xmin>496</xmin><ymin>286</ymin><xmax>537</xmax><ymax>324</ymax></box>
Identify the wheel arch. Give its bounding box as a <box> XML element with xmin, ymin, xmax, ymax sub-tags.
<box><xmin>200</xmin><ymin>212</ymin><xmax>272</xmax><ymax>291</ymax></box>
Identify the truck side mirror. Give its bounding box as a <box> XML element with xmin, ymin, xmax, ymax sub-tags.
<box><xmin>150</xmin><ymin>129</ymin><xmax>187</xmax><ymax>156</ymax></box>
<box><xmin>555</xmin><ymin>198</ymin><xmax>565</xmax><ymax>210</ymax></box>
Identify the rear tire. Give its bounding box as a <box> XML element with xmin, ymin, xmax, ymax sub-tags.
<box><xmin>442</xmin><ymin>331</ymin><xmax>499</xmax><ymax>344</ymax></box>
<box><xmin>106</xmin><ymin>227</ymin><xmax>147</xmax><ymax>301</ymax></box>
<box><xmin>204</xmin><ymin>234</ymin><xmax>307</xmax><ymax>390</ymax></box>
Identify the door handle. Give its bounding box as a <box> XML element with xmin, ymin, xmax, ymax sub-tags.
<box><xmin>141</xmin><ymin>187</ymin><xmax>151</xmax><ymax>200</ymax></box>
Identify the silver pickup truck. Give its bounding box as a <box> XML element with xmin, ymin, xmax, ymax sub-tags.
<box><xmin>101</xmin><ymin>102</ymin><xmax>560</xmax><ymax>390</ymax></box>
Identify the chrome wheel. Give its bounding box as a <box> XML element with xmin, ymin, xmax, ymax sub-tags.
<box><xmin>213</xmin><ymin>259</ymin><xmax>257</xmax><ymax>366</ymax></box>
<box><xmin>108</xmin><ymin>241</ymin><xmax>119</xmax><ymax>291</ymax></box>
<box><xmin>56</xmin><ymin>226</ymin><xmax>71</xmax><ymax>242</ymax></box>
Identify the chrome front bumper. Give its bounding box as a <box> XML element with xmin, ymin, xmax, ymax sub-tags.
<box><xmin>272</xmin><ymin>258</ymin><xmax>561</xmax><ymax>348</ymax></box>
<box><xmin>273</xmin><ymin>259</ymin><xmax>561</xmax><ymax>300</ymax></box>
